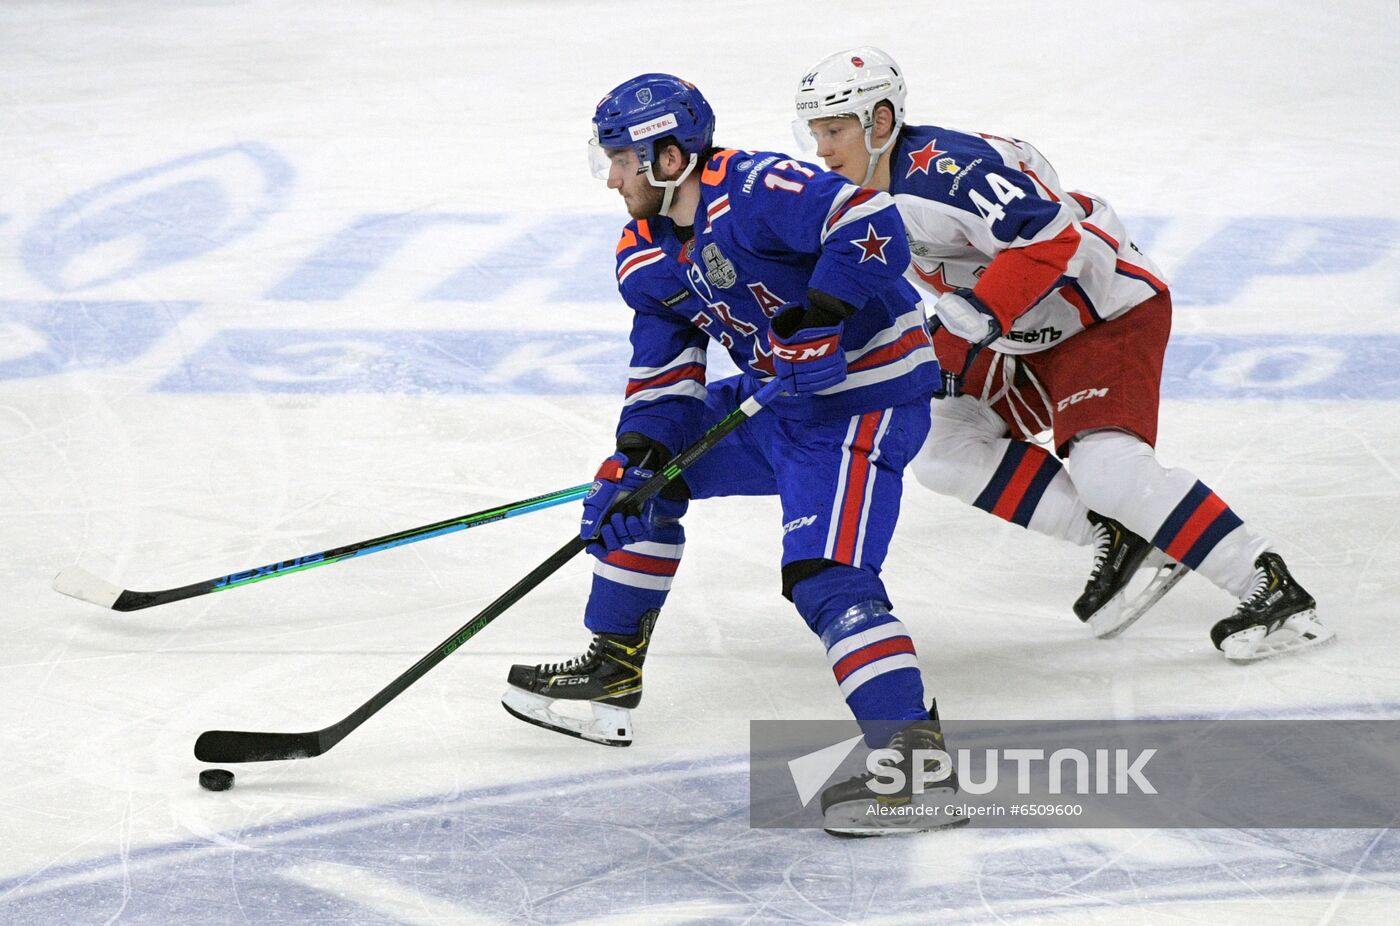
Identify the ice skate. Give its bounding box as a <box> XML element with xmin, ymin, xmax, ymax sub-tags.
<box><xmin>1075</xmin><ymin>511</ymin><xmax>1185</xmax><ymax>639</ymax></box>
<box><xmin>820</xmin><ymin>701</ymin><xmax>969</xmax><ymax>837</ymax></box>
<box><xmin>501</xmin><ymin>610</ymin><xmax>657</xmax><ymax>747</ymax></box>
<box><xmin>1210</xmin><ymin>552</ymin><xmax>1333</xmax><ymax>663</ymax></box>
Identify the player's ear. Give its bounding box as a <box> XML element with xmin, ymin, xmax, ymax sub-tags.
<box><xmin>873</xmin><ymin>103</ymin><xmax>896</xmax><ymax>143</ymax></box>
<box><xmin>659</xmin><ymin>139</ymin><xmax>686</xmax><ymax>178</ymax></box>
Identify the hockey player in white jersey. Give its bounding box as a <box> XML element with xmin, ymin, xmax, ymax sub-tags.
<box><xmin>792</xmin><ymin>47</ymin><xmax>1332</xmax><ymax>661</ymax></box>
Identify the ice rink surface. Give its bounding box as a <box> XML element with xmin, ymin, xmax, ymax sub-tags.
<box><xmin>3</xmin><ymin>0</ymin><xmax>1398</xmax><ymax>922</ymax></box>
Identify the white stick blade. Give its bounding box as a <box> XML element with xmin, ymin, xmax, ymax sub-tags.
<box><xmin>52</xmin><ymin>565</ymin><xmax>124</xmax><ymax>609</ymax></box>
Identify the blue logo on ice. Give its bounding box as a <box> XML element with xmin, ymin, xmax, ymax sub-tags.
<box><xmin>23</xmin><ymin>142</ymin><xmax>292</xmax><ymax>292</ymax></box>
<box><xmin>0</xmin><ymin>301</ymin><xmax>198</xmax><ymax>379</ymax></box>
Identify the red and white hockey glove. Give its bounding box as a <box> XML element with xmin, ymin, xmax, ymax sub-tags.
<box><xmin>933</xmin><ymin>289</ymin><xmax>1002</xmax><ymax>344</ymax></box>
<box><xmin>929</xmin><ymin>292</ymin><xmax>1002</xmax><ymax>399</ymax></box>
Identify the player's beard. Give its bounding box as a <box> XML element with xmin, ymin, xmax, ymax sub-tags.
<box><xmin>623</xmin><ymin>178</ymin><xmax>666</xmax><ymax>219</ymax></box>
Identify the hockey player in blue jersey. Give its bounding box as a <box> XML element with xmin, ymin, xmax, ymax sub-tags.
<box><xmin>501</xmin><ymin>73</ymin><xmax>963</xmax><ymax>835</ymax></box>
<box><xmin>792</xmin><ymin>47</ymin><xmax>1331</xmax><ymax>661</ymax></box>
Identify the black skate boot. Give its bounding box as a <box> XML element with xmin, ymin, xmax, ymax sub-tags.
<box><xmin>1075</xmin><ymin>511</ymin><xmax>1184</xmax><ymax>638</ymax></box>
<box><xmin>1210</xmin><ymin>552</ymin><xmax>1333</xmax><ymax>662</ymax></box>
<box><xmin>500</xmin><ymin>609</ymin><xmax>657</xmax><ymax>746</ymax></box>
<box><xmin>820</xmin><ymin>701</ymin><xmax>969</xmax><ymax>837</ymax></box>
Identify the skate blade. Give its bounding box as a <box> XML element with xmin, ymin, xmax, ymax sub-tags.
<box><xmin>1090</xmin><ymin>558</ymin><xmax>1187</xmax><ymax>640</ymax></box>
<box><xmin>822</xmin><ymin>788</ymin><xmax>966</xmax><ymax>837</ymax></box>
<box><xmin>500</xmin><ymin>686</ymin><xmax>633</xmax><ymax>747</ymax></box>
<box><xmin>1221</xmin><ymin>610</ymin><xmax>1335</xmax><ymax>663</ymax></box>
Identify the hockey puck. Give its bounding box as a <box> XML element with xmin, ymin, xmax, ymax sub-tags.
<box><xmin>198</xmin><ymin>768</ymin><xmax>235</xmax><ymax>792</ymax></box>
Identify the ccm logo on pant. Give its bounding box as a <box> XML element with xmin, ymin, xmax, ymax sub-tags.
<box><xmin>1057</xmin><ymin>387</ymin><xmax>1109</xmax><ymax>412</ymax></box>
<box><xmin>783</xmin><ymin>515</ymin><xmax>818</xmax><ymax>534</ymax></box>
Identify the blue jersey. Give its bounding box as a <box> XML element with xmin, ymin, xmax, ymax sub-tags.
<box><xmin>612</xmin><ymin>149</ymin><xmax>936</xmax><ymax>453</ymax></box>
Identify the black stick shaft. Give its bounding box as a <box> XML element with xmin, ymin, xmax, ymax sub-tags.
<box><xmin>195</xmin><ymin>381</ymin><xmax>783</xmax><ymax>763</ymax></box>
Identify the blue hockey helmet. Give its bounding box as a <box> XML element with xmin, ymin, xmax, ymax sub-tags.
<box><xmin>589</xmin><ymin>73</ymin><xmax>715</xmax><ymax>180</ymax></box>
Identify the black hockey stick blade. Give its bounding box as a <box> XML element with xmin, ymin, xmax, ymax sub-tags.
<box><xmin>192</xmin><ymin>381</ymin><xmax>782</xmax><ymax>764</ymax></box>
<box><xmin>195</xmin><ymin>729</ymin><xmax>327</xmax><ymax>763</ymax></box>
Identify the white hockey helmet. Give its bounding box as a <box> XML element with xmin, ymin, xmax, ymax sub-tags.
<box><xmin>793</xmin><ymin>46</ymin><xmax>906</xmax><ymax>185</ymax></box>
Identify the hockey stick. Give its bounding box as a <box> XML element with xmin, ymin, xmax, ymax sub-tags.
<box><xmin>195</xmin><ymin>380</ymin><xmax>783</xmax><ymax>763</ymax></box>
<box><xmin>54</xmin><ymin>484</ymin><xmax>592</xmax><ymax>612</ymax></box>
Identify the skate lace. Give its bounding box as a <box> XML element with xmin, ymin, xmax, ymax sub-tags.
<box><xmin>887</xmin><ymin>726</ymin><xmax>940</xmax><ymax>754</ymax></box>
<box><xmin>1087</xmin><ymin>521</ymin><xmax>1112</xmax><ymax>582</ymax></box>
<box><xmin>541</xmin><ymin>638</ymin><xmax>600</xmax><ymax>675</ymax></box>
<box><xmin>1239</xmin><ymin>567</ymin><xmax>1271</xmax><ymax>610</ymax></box>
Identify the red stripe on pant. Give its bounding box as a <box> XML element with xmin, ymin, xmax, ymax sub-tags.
<box><xmin>990</xmin><ymin>446</ymin><xmax>1051</xmax><ymax>522</ymax></box>
<box><xmin>1162</xmin><ymin>492</ymin><xmax>1228</xmax><ymax>563</ymax></box>
<box><xmin>602</xmin><ymin>550</ymin><xmax>680</xmax><ymax>576</ymax></box>
<box><xmin>832</xmin><ymin>636</ymin><xmax>916</xmax><ymax>684</ymax></box>
<box><xmin>832</xmin><ymin>410</ymin><xmax>884</xmax><ymax>564</ymax></box>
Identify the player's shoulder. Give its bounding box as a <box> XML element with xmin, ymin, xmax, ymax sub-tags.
<box><xmin>893</xmin><ymin>124</ymin><xmax>1004</xmax><ymax>188</ymax></box>
<box><xmin>892</xmin><ymin>123</ymin><xmax>1045</xmax><ymax>215</ymax></box>
<box><xmin>700</xmin><ymin>148</ymin><xmax>762</xmax><ymax>193</ymax></box>
<box><xmin>701</xmin><ymin>148</ymin><xmax>835</xmax><ymax>201</ymax></box>
<box><xmin>613</xmin><ymin>217</ymin><xmax>674</xmax><ymax>289</ymax></box>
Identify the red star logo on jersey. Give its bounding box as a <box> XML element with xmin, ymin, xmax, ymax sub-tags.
<box><xmin>906</xmin><ymin>140</ymin><xmax>945</xmax><ymax>178</ymax></box>
<box><xmin>912</xmin><ymin>261</ymin><xmax>956</xmax><ymax>294</ymax></box>
<box><xmin>854</xmin><ymin>224</ymin><xmax>892</xmax><ymax>264</ymax></box>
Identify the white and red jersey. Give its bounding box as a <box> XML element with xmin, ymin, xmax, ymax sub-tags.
<box><xmin>888</xmin><ymin>124</ymin><xmax>1167</xmax><ymax>354</ymax></box>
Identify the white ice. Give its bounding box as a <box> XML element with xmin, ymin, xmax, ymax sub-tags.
<box><xmin>2</xmin><ymin>1</ymin><xmax>1399</xmax><ymax>923</ymax></box>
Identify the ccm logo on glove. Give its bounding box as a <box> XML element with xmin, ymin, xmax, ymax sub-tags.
<box><xmin>769</xmin><ymin>332</ymin><xmax>841</xmax><ymax>362</ymax></box>
<box><xmin>580</xmin><ymin>452</ymin><xmax>657</xmax><ymax>557</ymax></box>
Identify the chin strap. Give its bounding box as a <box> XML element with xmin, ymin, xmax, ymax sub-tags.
<box><xmin>860</xmin><ymin>121</ymin><xmax>901</xmax><ymax>187</ymax></box>
<box><xmin>647</xmin><ymin>153</ymin><xmax>699</xmax><ymax>216</ymax></box>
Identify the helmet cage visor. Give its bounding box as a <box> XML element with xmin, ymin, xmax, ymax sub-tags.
<box><xmin>588</xmin><ymin>132</ymin><xmax>647</xmax><ymax>181</ymax></box>
<box><xmin>587</xmin><ymin>129</ymin><xmax>700</xmax><ymax>216</ymax></box>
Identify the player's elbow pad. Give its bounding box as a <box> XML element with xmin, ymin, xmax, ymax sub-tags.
<box><xmin>615</xmin><ymin>431</ymin><xmax>670</xmax><ymax>469</ymax></box>
<box><xmin>803</xmin><ymin>288</ymin><xmax>857</xmax><ymax>328</ymax></box>
<box><xmin>616</xmin><ymin>431</ymin><xmax>690</xmax><ymax>500</ymax></box>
